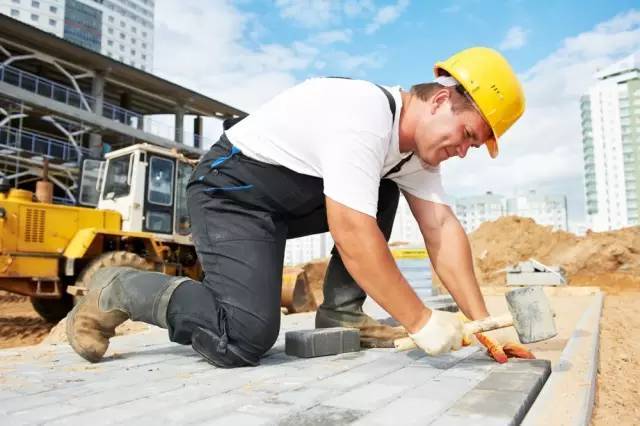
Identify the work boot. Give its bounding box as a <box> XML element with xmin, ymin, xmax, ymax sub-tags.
<box><xmin>315</xmin><ymin>256</ymin><xmax>408</xmax><ymax>348</ymax></box>
<box><xmin>66</xmin><ymin>267</ymin><xmax>191</xmax><ymax>363</ymax></box>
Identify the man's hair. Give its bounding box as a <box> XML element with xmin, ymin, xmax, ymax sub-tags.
<box><xmin>410</xmin><ymin>82</ymin><xmax>475</xmax><ymax>113</ymax></box>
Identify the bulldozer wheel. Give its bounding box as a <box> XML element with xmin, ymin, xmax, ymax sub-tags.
<box><xmin>30</xmin><ymin>294</ymin><xmax>74</xmax><ymax>323</ymax></box>
<box><xmin>73</xmin><ymin>251</ymin><xmax>155</xmax><ymax>300</ymax></box>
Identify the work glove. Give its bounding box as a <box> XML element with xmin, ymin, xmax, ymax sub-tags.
<box><xmin>456</xmin><ymin>312</ymin><xmax>536</xmax><ymax>363</ymax></box>
<box><xmin>408</xmin><ymin>310</ymin><xmax>464</xmax><ymax>356</ymax></box>
<box><xmin>474</xmin><ymin>333</ymin><xmax>536</xmax><ymax>364</ymax></box>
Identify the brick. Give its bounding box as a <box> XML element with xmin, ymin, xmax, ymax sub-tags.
<box><xmin>352</xmin><ymin>396</ymin><xmax>446</xmax><ymax>426</ymax></box>
<box><xmin>431</xmin><ymin>414</ymin><xmax>510</xmax><ymax>426</ymax></box>
<box><xmin>375</xmin><ymin>365</ymin><xmax>440</xmax><ymax>387</ymax></box>
<box><xmin>205</xmin><ymin>412</ymin><xmax>272</xmax><ymax>426</ymax></box>
<box><xmin>476</xmin><ymin>372</ymin><xmax>547</xmax><ymax>393</ymax></box>
<box><xmin>322</xmin><ymin>382</ymin><xmax>407</xmax><ymax>411</ymax></box>
<box><xmin>444</xmin><ymin>389</ymin><xmax>532</xmax><ymax>425</ymax></box>
<box><xmin>278</xmin><ymin>405</ymin><xmax>368</xmax><ymax>426</ymax></box>
<box><xmin>285</xmin><ymin>328</ymin><xmax>360</xmax><ymax>358</ymax></box>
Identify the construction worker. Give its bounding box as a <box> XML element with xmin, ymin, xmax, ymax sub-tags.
<box><xmin>67</xmin><ymin>47</ymin><xmax>528</xmax><ymax>367</ymax></box>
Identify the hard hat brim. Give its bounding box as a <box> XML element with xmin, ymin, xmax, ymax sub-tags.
<box><xmin>486</xmin><ymin>136</ymin><xmax>499</xmax><ymax>159</ymax></box>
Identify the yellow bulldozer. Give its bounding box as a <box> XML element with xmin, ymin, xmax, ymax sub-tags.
<box><xmin>0</xmin><ymin>143</ymin><xmax>315</xmax><ymax>323</ymax></box>
<box><xmin>0</xmin><ymin>143</ymin><xmax>203</xmax><ymax>322</ymax></box>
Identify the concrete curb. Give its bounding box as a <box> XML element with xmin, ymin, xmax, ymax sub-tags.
<box><xmin>521</xmin><ymin>291</ymin><xmax>604</xmax><ymax>426</ymax></box>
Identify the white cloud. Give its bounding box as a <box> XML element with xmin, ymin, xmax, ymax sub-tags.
<box><xmin>308</xmin><ymin>29</ymin><xmax>353</xmax><ymax>45</ymax></box>
<box><xmin>442</xmin><ymin>9</ymin><xmax>640</xmax><ymax>223</ymax></box>
<box><xmin>499</xmin><ymin>26</ymin><xmax>528</xmax><ymax>50</ymax></box>
<box><xmin>275</xmin><ymin>0</ymin><xmax>341</xmax><ymax>28</ymax></box>
<box><xmin>344</xmin><ymin>0</ymin><xmax>375</xmax><ymax>17</ymax></box>
<box><xmin>365</xmin><ymin>0</ymin><xmax>410</xmax><ymax>34</ymax></box>
<box><xmin>153</xmin><ymin>0</ymin><xmax>384</xmax><ymax>148</ymax></box>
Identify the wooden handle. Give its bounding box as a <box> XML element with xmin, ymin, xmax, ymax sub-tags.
<box><xmin>394</xmin><ymin>313</ymin><xmax>514</xmax><ymax>352</ymax></box>
<box><xmin>462</xmin><ymin>313</ymin><xmax>513</xmax><ymax>335</ymax></box>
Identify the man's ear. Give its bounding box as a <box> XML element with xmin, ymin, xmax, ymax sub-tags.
<box><xmin>430</xmin><ymin>88</ymin><xmax>451</xmax><ymax>114</ymax></box>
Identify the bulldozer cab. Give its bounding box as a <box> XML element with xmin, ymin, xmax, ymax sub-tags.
<box><xmin>80</xmin><ymin>144</ymin><xmax>195</xmax><ymax>243</ymax></box>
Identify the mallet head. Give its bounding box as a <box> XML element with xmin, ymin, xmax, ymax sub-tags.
<box><xmin>505</xmin><ymin>286</ymin><xmax>557</xmax><ymax>344</ymax></box>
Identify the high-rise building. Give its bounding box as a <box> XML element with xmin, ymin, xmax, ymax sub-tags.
<box><xmin>506</xmin><ymin>190</ymin><xmax>568</xmax><ymax>231</ymax></box>
<box><xmin>284</xmin><ymin>233</ymin><xmax>334</xmax><ymax>266</ymax></box>
<box><xmin>390</xmin><ymin>194</ymin><xmax>422</xmax><ymax>244</ymax></box>
<box><xmin>0</xmin><ymin>0</ymin><xmax>154</xmax><ymax>71</ymax></box>
<box><xmin>580</xmin><ymin>52</ymin><xmax>640</xmax><ymax>231</ymax></box>
<box><xmin>454</xmin><ymin>192</ymin><xmax>505</xmax><ymax>233</ymax></box>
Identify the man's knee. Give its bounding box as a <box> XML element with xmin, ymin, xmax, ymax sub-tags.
<box><xmin>229</xmin><ymin>308</ymin><xmax>280</xmax><ymax>357</ymax></box>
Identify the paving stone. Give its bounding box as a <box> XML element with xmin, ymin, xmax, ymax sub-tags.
<box><xmin>352</xmin><ymin>396</ymin><xmax>446</xmax><ymax>426</ymax></box>
<box><xmin>476</xmin><ymin>372</ymin><xmax>547</xmax><ymax>393</ymax></box>
<box><xmin>431</xmin><ymin>413</ymin><xmax>510</xmax><ymax>426</ymax></box>
<box><xmin>270</xmin><ymin>387</ymin><xmax>332</xmax><ymax>407</ymax></box>
<box><xmin>442</xmin><ymin>389</ymin><xmax>530</xmax><ymax>425</ymax></box>
<box><xmin>127</xmin><ymin>393</ymin><xmax>245</xmax><ymax>425</ymax></box>
<box><xmin>6</xmin><ymin>402</ymin><xmax>83</xmax><ymax>423</ymax></box>
<box><xmin>323</xmin><ymin>382</ymin><xmax>407</xmax><ymax>411</ymax></box>
<box><xmin>278</xmin><ymin>405</ymin><xmax>368</xmax><ymax>426</ymax></box>
<box><xmin>375</xmin><ymin>365</ymin><xmax>441</xmax><ymax>387</ymax></box>
<box><xmin>203</xmin><ymin>412</ymin><xmax>272</xmax><ymax>426</ymax></box>
<box><xmin>0</xmin><ymin>313</ymin><xmax>552</xmax><ymax>425</ymax></box>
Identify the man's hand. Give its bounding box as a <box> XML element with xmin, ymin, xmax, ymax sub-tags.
<box><xmin>475</xmin><ymin>333</ymin><xmax>536</xmax><ymax>364</ymax></box>
<box><xmin>409</xmin><ymin>310</ymin><xmax>464</xmax><ymax>356</ymax></box>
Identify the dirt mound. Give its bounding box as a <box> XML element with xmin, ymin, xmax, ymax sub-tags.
<box><xmin>468</xmin><ymin>216</ymin><xmax>640</xmax><ymax>291</ymax></box>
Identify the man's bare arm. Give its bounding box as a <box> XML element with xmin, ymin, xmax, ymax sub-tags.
<box><xmin>404</xmin><ymin>192</ymin><xmax>489</xmax><ymax>321</ymax></box>
<box><xmin>325</xmin><ymin>196</ymin><xmax>430</xmax><ymax>333</ymax></box>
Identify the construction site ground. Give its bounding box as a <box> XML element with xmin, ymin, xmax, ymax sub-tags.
<box><xmin>0</xmin><ymin>287</ymin><xmax>610</xmax><ymax>425</ymax></box>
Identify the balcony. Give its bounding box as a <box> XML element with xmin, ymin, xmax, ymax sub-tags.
<box><xmin>0</xmin><ymin>126</ymin><xmax>90</xmax><ymax>163</ymax></box>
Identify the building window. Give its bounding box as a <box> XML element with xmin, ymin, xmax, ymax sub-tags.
<box><xmin>132</xmin><ymin>27</ymin><xmax>137</xmax><ymax>33</ymax></box>
<box><xmin>141</xmin><ymin>54</ymin><xmax>146</xmax><ymax>60</ymax></box>
<box><xmin>49</xmin><ymin>5</ymin><xmax>56</xmax><ymax>13</ymax></box>
<box><xmin>32</xmin><ymin>0</ymin><xmax>39</xmax><ymax>7</ymax></box>
<box><xmin>120</xmin><ymin>20</ymin><xmax>125</xmax><ymax>27</ymax></box>
<box><xmin>131</xmin><ymin>38</ymin><xmax>136</xmax><ymax>45</ymax></box>
<box><xmin>108</xmin><ymin>16</ymin><xmax>114</xmax><ymax>22</ymax></box>
<box><xmin>142</xmin><ymin>31</ymin><xmax>147</xmax><ymax>37</ymax></box>
<box><xmin>107</xmin><ymin>40</ymin><xmax>113</xmax><ymax>46</ymax></box>
<box><xmin>31</xmin><ymin>13</ymin><xmax>39</xmax><ymax>21</ymax></box>
<box><xmin>120</xmin><ymin>45</ymin><xmax>124</xmax><ymax>51</ymax></box>
<box><xmin>49</xmin><ymin>18</ymin><xmax>55</xmax><ymax>26</ymax></box>
<box><xmin>11</xmin><ymin>0</ymin><xmax>19</xmax><ymax>4</ymax></box>
<box><xmin>10</xmin><ymin>9</ymin><xmax>19</xmax><ymax>16</ymax></box>
<box><xmin>142</xmin><ymin>43</ymin><xmax>147</xmax><ymax>48</ymax></box>
<box><xmin>108</xmin><ymin>28</ymin><xmax>114</xmax><ymax>34</ymax></box>
<box><xmin>120</xmin><ymin>33</ymin><xmax>125</xmax><ymax>39</ymax></box>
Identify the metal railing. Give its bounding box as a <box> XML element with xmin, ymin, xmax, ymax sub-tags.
<box><xmin>0</xmin><ymin>127</ymin><xmax>90</xmax><ymax>163</ymax></box>
<box><xmin>1</xmin><ymin>64</ymin><xmax>215</xmax><ymax>149</ymax></box>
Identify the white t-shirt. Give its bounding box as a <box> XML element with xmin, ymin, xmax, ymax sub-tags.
<box><xmin>226</xmin><ymin>77</ymin><xmax>449</xmax><ymax>218</ymax></box>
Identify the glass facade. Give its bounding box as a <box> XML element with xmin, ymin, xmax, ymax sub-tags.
<box><xmin>64</xmin><ymin>0</ymin><xmax>102</xmax><ymax>52</ymax></box>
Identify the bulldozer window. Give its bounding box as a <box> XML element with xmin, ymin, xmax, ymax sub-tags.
<box><xmin>148</xmin><ymin>156</ymin><xmax>174</xmax><ymax>206</ymax></box>
<box><xmin>175</xmin><ymin>161</ymin><xmax>193</xmax><ymax>235</ymax></box>
<box><xmin>103</xmin><ymin>154</ymin><xmax>131</xmax><ymax>200</ymax></box>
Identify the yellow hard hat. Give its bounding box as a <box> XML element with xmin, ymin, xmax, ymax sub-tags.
<box><xmin>434</xmin><ymin>47</ymin><xmax>525</xmax><ymax>158</ymax></box>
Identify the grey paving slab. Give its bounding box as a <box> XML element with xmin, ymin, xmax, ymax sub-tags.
<box><xmin>0</xmin><ymin>305</ymin><xmax>551</xmax><ymax>425</ymax></box>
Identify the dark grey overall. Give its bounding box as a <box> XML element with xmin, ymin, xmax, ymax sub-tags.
<box><xmin>166</xmin><ymin>80</ymin><xmax>413</xmax><ymax>367</ymax></box>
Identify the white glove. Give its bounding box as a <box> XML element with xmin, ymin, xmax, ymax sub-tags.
<box><xmin>409</xmin><ymin>310</ymin><xmax>464</xmax><ymax>356</ymax></box>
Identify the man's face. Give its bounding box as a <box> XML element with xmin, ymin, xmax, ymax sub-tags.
<box><xmin>413</xmin><ymin>91</ymin><xmax>493</xmax><ymax>167</ymax></box>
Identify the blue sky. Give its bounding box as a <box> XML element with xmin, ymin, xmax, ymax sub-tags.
<box><xmin>153</xmin><ymin>1</ymin><xmax>640</xmax><ymax>228</ymax></box>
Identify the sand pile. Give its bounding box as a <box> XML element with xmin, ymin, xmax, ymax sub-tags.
<box><xmin>468</xmin><ymin>216</ymin><xmax>640</xmax><ymax>292</ymax></box>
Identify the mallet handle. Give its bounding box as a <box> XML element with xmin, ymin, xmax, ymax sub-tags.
<box><xmin>394</xmin><ymin>313</ymin><xmax>514</xmax><ymax>351</ymax></box>
<box><xmin>463</xmin><ymin>313</ymin><xmax>513</xmax><ymax>335</ymax></box>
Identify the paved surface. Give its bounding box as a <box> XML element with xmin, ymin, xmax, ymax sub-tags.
<box><xmin>0</xmin><ymin>303</ymin><xmax>550</xmax><ymax>425</ymax></box>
